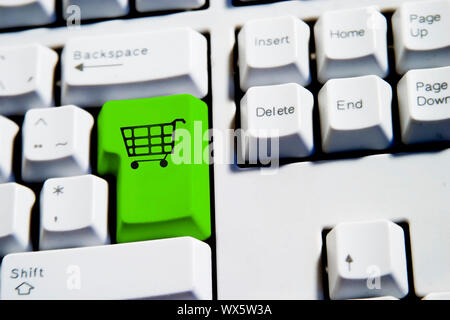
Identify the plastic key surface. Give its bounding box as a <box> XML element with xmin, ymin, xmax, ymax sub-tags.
<box><xmin>0</xmin><ymin>44</ymin><xmax>58</xmax><ymax>115</ymax></box>
<box><xmin>0</xmin><ymin>0</ymin><xmax>56</xmax><ymax>29</ymax></box>
<box><xmin>97</xmin><ymin>95</ymin><xmax>211</xmax><ymax>243</ymax></box>
<box><xmin>397</xmin><ymin>66</ymin><xmax>450</xmax><ymax>144</ymax></box>
<box><xmin>0</xmin><ymin>183</ymin><xmax>35</xmax><ymax>257</ymax></box>
<box><xmin>135</xmin><ymin>0</ymin><xmax>205</xmax><ymax>12</ymax></box>
<box><xmin>314</xmin><ymin>6</ymin><xmax>389</xmax><ymax>83</ymax></box>
<box><xmin>39</xmin><ymin>174</ymin><xmax>109</xmax><ymax>250</ymax></box>
<box><xmin>62</xmin><ymin>0</ymin><xmax>129</xmax><ymax>20</ymax></box>
<box><xmin>326</xmin><ymin>220</ymin><xmax>409</xmax><ymax>300</ymax></box>
<box><xmin>422</xmin><ymin>292</ymin><xmax>450</xmax><ymax>300</ymax></box>
<box><xmin>0</xmin><ymin>116</ymin><xmax>19</xmax><ymax>183</ymax></box>
<box><xmin>392</xmin><ymin>0</ymin><xmax>450</xmax><ymax>74</ymax></box>
<box><xmin>240</xmin><ymin>83</ymin><xmax>314</xmax><ymax>161</ymax></box>
<box><xmin>22</xmin><ymin>105</ymin><xmax>94</xmax><ymax>182</ymax></box>
<box><xmin>61</xmin><ymin>29</ymin><xmax>208</xmax><ymax>107</ymax></box>
<box><xmin>318</xmin><ymin>75</ymin><xmax>393</xmax><ymax>153</ymax></box>
<box><xmin>238</xmin><ymin>15</ymin><xmax>311</xmax><ymax>91</ymax></box>
<box><xmin>0</xmin><ymin>237</ymin><xmax>212</xmax><ymax>300</ymax></box>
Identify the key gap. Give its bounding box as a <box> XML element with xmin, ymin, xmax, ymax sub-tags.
<box><xmin>232</xmin><ymin>27</ymin><xmax>244</xmax><ymax>166</ymax></box>
<box><xmin>54</xmin><ymin>48</ymin><xmax>63</xmax><ymax>108</ymax></box>
<box><xmin>199</xmin><ymin>32</ymin><xmax>218</xmax><ymax>301</ymax></box>
<box><xmin>320</xmin><ymin>228</ymin><xmax>331</xmax><ymax>300</ymax></box>
<box><xmin>397</xmin><ymin>221</ymin><xmax>418</xmax><ymax>301</ymax></box>
<box><xmin>88</xmin><ymin>105</ymin><xmax>117</xmax><ymax>246</ymax></box>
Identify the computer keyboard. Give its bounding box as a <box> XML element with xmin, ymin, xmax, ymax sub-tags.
<box><xmin>0</xmin><ymin>0</ymin><xmax>450</xmax><ymax>301</ymax></box>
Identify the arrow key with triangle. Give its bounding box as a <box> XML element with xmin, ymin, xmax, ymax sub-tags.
<box><xmin>325</xmin><ymin>219</ymin><xmax>409</xmax><ymax>300</ymax></box>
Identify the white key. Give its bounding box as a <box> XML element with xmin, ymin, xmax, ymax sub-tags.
<box><xmin>22</xmin><ymin>105</ymin><xmax>94</xmax><ymax>182</ymax></box>
<box><xmin>397</xmin><ymin>66</ymin><xmax>450</xmax><ymax>144</ymax></box>
<box><xmin>136</xmin><ymin>0</ymin><xmax>205</xmax><ymax>12</ymax></box>
<box><xmin>0</xmin><ymin>237</ymin><xmax>212</xmax><ymax>300</ymax></box>
<box><xmin>0</xmin><ymin>183</ymin><xmax>35</xmax><ymax>257</ymax></box>
<box><xmin>240</xmin><ymin>83</ymin><xmax>314</xmax><ymax>162</ymax></box>
<box><xmin>314</xmin><ymin>7</ymin><xmax>388</xmax><ymax>84</ymax></box>
<box><xmin>0</xmin><ymin>116</ymin><xmax>19</xmax><ymax>182</ymax></box>
<box><xmin>422</xmin><ymin>292</ymin><xmax>450</xmax><ymax>300</ymax></box>
<box><xmin>0</xmin><ymin>0</ymin><xmax>55</xmax><ymax>29</ymax></box>
<box><xmin>61</xmin><ymin>29</ymin><xmax>208</xmax><ymax>107</ymax></box>
<box><xmin>39</xmin><ymin>175</ymin><xmax>109</xmax><ymax>250</ymax></box>
<box><xmin>318</xmin><ymin>75</ymin><xmax>393</xmax><ymax>153</ymax></box>
<box><xmin>392</xmin><ymin>0</ymin><xmax>450</xmax><ymax>74</ymax></box>
<box><xmin>238</xmin><ymin>16</ymin><xmax>311</xmax><ymax>91</ymax></box>
<box><xmin>63</xmin><ymin>0</ymin><xmax>129</xmax><ymax>20</ymax></box>
<box><xmin>326</xmin><ymin>220</ymin><xmax>409</xmax><ymax>300</ymax></box>
<box><xmin>0</xmin><ymin>44</ymin><xmax>58</xmax><ymax>115</ymax></box>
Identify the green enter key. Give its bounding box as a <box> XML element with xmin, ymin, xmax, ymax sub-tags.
<box><xmin>97</xmin><ymin>95</ymin><xmax>211</xmax><ymax>243</ymax></box>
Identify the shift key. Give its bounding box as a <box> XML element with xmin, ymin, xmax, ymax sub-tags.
<box><xmin>97</xmin><ymin>95</ymin><xmax>211</xmax><ymax>243</ymax></box>
<box><xmin>61</xmin><ymin>28</ymin><xmax>208</xmax><ymax>107</ymax></box>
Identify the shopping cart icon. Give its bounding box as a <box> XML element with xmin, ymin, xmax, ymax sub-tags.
<box><xmin>120</xmin><ymin>119</ymin><xmax>186</xmax><ymax>169</ymax></box>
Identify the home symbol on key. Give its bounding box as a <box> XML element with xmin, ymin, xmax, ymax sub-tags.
<box><xmin>15</xmin><ymin>282</ymin><xmax>34</xmax><ymax>295</ymax></box>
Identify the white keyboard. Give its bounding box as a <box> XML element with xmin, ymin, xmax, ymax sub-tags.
<box><xmin>1</xmin><ymin>0</ymin><xmax>450</xmax><ymax>301</ymax></box>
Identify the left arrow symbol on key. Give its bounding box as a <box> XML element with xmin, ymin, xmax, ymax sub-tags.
<box><xmin>75</xmin><ymin>63</ymin><xmax>84</xmax><ymax>71</ymax></box>
<box><xmin>15</xmin><ymin>282</ymin><xmax>34</xmax><ymax>295</ymax></box>
<box><xmin>75</xmin><ymin>63</ymin><xmax>123</xmax><ymax>72</ymax></box>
